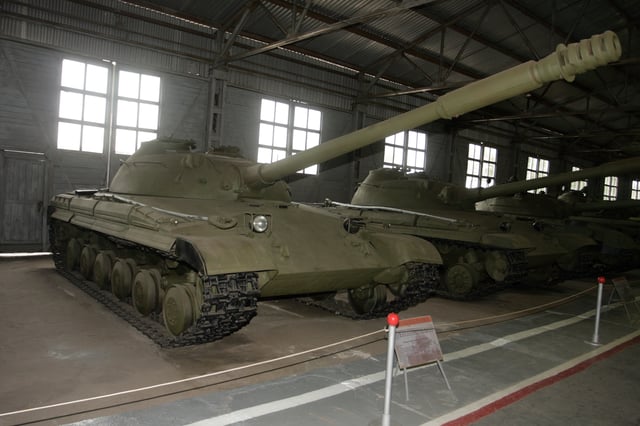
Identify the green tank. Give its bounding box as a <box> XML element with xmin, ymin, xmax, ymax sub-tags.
<box><xmin>48</xmin><ymin>31</ymin><xmax>621</xmax><ymax>345</ymax></box>
<box><xmin>474</xmin><ymin>158</ymin><xmax>640</xmax><ymax>271</ymax></box>
<box><xmin>346</xmin><ymin>157</ymin><xmax>640</xmax><ymax>293</ymax></box>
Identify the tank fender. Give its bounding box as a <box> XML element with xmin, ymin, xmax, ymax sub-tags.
<box><xmin>365</xmin><ymin>232</ymin><xmax>442</xmax><ymax>266</ymax></box>
<box><xmin>480</xmin><ymin>233</ymin><xmax>534</xmax><ymax>250</ymax></box>
<box><xmin>556</xmin><ymin>233</ymin><xmax>598</xmax><ymax>250</ymax></box>
<box><xmin>174</xmin><ymin>236</ymin><xmax>278</xmax><ymax>278</ymax></box>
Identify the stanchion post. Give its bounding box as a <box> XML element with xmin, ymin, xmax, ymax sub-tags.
<box><xmin>382</xmin><ymin>313</ymin><xmax>399</xmax><ymax>426</ymax></box>
<box><xmin>587</xmin><ymin>276</ymin><xmax>605</xmax><ymax>346</ymax></box>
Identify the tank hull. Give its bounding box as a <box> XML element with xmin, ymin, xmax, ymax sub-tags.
<box><xmin>49</xmin><ymin>190</ymin><xmax>441</xmax><ymax>345</ymax></box>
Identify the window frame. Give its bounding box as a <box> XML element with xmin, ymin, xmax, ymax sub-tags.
<box><xmin>603</xmin><ymin>176</ymin><xmax>618</xmax><ymax>200</ymax></box>
<box><xmin>632</xmin><ymin>179</ymin><xmax>640</xmax><ymax>200</ymax></box>
<box><xmin>526</xmin><ymin>156</ymin><xmax>550</xmax><ymax>194</ymax></box>
<box><xmin>56</xmin><ymin>59</ymin><xmax>110</xmax><ymax>154</ymax></box>
<box><xmin>56</xmin><ymin>58</ymin><xmax>161</xmax><ymax>156</ymax></box>
<box><xmin>383</xmin><ymin>130</ymin><xmax>427</xmax><ymax>173</ymax></box>
<box><xmin>465</xmin><ymin>143</ymin><xmax>497</xmax><ymax>189</ymax></box>
<box><xmin>569</xmin><ymin>166</ymin><xmax>588</xmax><ymax>191</ymax></box>
<box><xmin>114</xmin><ymin>69</ymin><xmax>161</xmax><ymax>155</ymax></box>
<box><xmin>257</xmin><ymin>98</ymin><xmax>322</xmax><ymax>175</ymax></box>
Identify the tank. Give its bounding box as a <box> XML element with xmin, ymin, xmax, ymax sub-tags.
<box><xmin>474</xmin><ymin>159</ymin><xmax>640</xmax><ymax>271</ymax></box>
<box><xmin>48</xmin><ymin>31</ymin><xmax>621</xmax><ymax>345</ymax></box>
<box><xmin>347</xmin><ymin>157</ymin><xmax>640</xmax><ymax>292</ymax></box>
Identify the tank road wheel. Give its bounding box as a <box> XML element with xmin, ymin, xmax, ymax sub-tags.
<box><xmin>111</xmin><ymin>258</ymin><xmax>137</xmax><ymax>300</ymax></box>
<box><xmin>93</xmin><ymin>251</ymin><xmax>115</xmax><ymax>290</ymax></box>
<box><xmin>348</xmin><ymin>285</ymin><xmax>387</xmax><ymax>315</ymax></box>
<box><xmin>163</xmin><ymin>285</ymin><xmax>197</xmax><ymax>337</ymax></box>
<box><xmin>445</xmin><ymin>263</ymin><xmax>479</xmax><ymax>299</ymax></box>
<box><xmin>485</xmin><ymin>251</ymin><xmax>509</xmax><ymax>283</ymax></box>
<box><xmin>132</xmin><ymin>269</ymin><xmax>162</xmax><ymax>316</ymax></box>
<box><xmin>79</xmin><ymin>246</ymin><xmax>97</xmax><ymax>279</ymax></box>
<box><xmin>65</xmin><ymin>239</ymin><xmax>82</xmax><ymax>271</ymax></box>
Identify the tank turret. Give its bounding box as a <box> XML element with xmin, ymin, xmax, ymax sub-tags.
<box><xmin>48</xmin><ymin>31</ymin><xmax>622</xmax><ymax>344</ymax></box>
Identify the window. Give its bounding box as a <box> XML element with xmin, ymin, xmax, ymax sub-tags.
<box><xmin>603</xmin><ymin>176</ymin><xmax>618</xmax><ymax>200</ymax></box>
<box><xmin>115</xmin><ymin>70</ymin><xmax>160</xmax><ymax>155</ymax></box>
<box><xmin>56</xmin><ymin>59</ymin><xmax>160</xmax><ymax>155</ymax></box>
<box><xmin>526</xmin><ymin>156</ymin><xmax>549</xmax><ymax>194</ymax></box>
<box><xmin>632</xmin><ymin>179</ymin><xmax>640</xmax><ymax>200</ymax></box>
<box><xmin>258</xmin><ymin>99</ymin><xmax>321</xmax><ymax>175</ymax></box>
<box><xmin>465</xmin><ymin>143</ymin><xmax>496</xmax><ymax>188</ymax></box>
<box><xmin>57</xmin><ymin>59</ymin><xmax>109</xmax><ymax>153</ymax></box>
<box><xmin>570</xmin><ymin>166</ymin><xmax>587</xmax><ymax>191</ymax></box>
<box><xmin>383</xmin><ymin>130</ymin><xmax>427</xmax><ymax>173</ymax></box>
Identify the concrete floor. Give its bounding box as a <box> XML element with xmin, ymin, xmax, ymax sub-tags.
<box><xmin>0</xmin><ymin>256</ymin><xmax>639</xmax><ymax>425</ymax></box>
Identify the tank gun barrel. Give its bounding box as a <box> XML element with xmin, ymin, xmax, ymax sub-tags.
<box><xmin>244</xmin><ymin>31</ymin><xmax>621</xmax><ymax>188</ymax></box>
<box><xmin>464</xmin><ymin>156</ymin><xmax>640</xmax><ymax>202</ymax></box>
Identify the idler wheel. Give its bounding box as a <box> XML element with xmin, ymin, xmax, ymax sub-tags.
<box><xmin>132</xmin><ymin>269</ymin><xmax>162</xmax><ymax>316</ymax></box>
<box><xmin>65</xmin><ymin>239</ymin><xmax>82</xmax><ymax>271</ymax></box>
<box><xmin>111</xmin><ymin>258</ymin><xmax>137</xmax><ymax>300</ymax></box>
<box><xmin>79</xmin><ymin>245</ymin><xmax>97</xmax><ymax>279</ymax></box>
<box><xmin>348</xmin><ymin>285</ymin><xmax>387</xmax><ymax>315</ymax></box>
<box><xmin>163</xmin><ymin>285</ymin><xmax>196</xmax><ymax>336</ymax></box>
<box><xmin>485</xmin><ymin>251</ymin><xmax>509</xmax><ymax>282</ymax></box>
<box><xmin>445</xmin><ymin>263</ymin><xmax>478</xmax><ymax>299</ymax></box>
<box><xmin>93</xmin><ymin>251</ymin><xmax>115</xmax><ymax>290</ymax></box>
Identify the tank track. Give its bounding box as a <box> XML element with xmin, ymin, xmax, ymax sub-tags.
<box><xmin>49</xmin><ymin>220</ymin><xmax>259</xmax><ymax>348</ymax></box>
<box><xmin>431</xmin><ymin>239</ymin><xmax>528</xmax><ymax>300</ymax></box>
<box><xmin>299</xmin><ymin>263</ymin><xmax>439</xmax><ymax>320</ymax></box>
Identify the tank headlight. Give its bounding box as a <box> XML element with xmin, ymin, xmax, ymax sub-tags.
<box><xmin>251</xmin><ymin>215</ymin><xmax>269</xmax><ymax>233</ymax></box>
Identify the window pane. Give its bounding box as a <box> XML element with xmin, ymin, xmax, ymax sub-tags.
<box><xmin>139</xmin><ymin>75</ymin><xmax>160</xmax><ymax>102</ymax></box>
<box><xmin>468</xmin><ymin>144</ymin><xmax>480</xmax><ymax>160</ymax></box>
<box><xmin>272</xmin><ymin>148</ymin><xmax>286</xmax><ymax>162</ymax></box>
<box><xmin>273</xmin><ymin>125</ymin><xmax>287</xmax><ymax>148</ymax></box>
<box><xmin>258</xmin><ymin>147</ymin><xmax>273</xmax><ymax>164</ymax></box>
<box><xmin>393</xmin><ymin>147</ymin><xmax>403</xmax><ymax>165</ymax></box>
<box><xmin>294</xmin><ymin>106</ymin><xmax>308</xmax><ymax>128</ymax></box>
<box><xmin>260</xmin><ymin>99</ymin><xmax>275</xmax><ymax>122</ymax></box>
<box><xmin>85</xmin><ymin>64</ymin><xmax>109</xmax><ymax>94</ymax></box>
<box><xmin>540</xmin><ymin>159</ymin><xmax>549</xmax><ymax>172</ymax></box>
<box><xmin>81</xmin><ymin>125</ymin><xmax>104</xmax><ymax>153</ymax></box>
<box><xmin>528</xmin><ymin>157</ymin><xmax>537</xmax><ymax>170</ymax></box>
<box><xmin>274</xmin><ymin>102</ymin><xmax>289</xmax><ymax>125</ymax></box>
<box><xmin>307</xmin><ymin>132</ymin><xmax>319</xmax><ymax>149</ymax></box>
<box><xmin>117</xmin><ymin>100</ymin><xmax>139</xmax><ymax>127</ymax></box>
<box><xmin>303</xmin><ymin>164</ymin><xmax>318</xmax><ymax>175</ymax></box>
<box><xmin>138</xmin><ymin>131</ymin><xmax>157</xmax><ymax>144</ymax></box>
<box><xmin>57</xmin><ymin>122</ymin><xmax>81</xmax><ymax>150</ymax></box>
<box><xmin>83</xmin><ymin>95</ymin><xmax>106</xmax><ymax>124</ymax></box>
<box><xmin>61</xmin><ymin>60</ymin><xmax>85</xmax><ymax>90</ymax></box>
<box><xmin>118</xmin><ymin>71</ymin><xmax>140</xmax><ymax>98</ymax></box>
<box><xmin>384</xmin><ymin>146</ymin><xmax>394</xmax><ymax>164</ymax></box>
<box><xmin>59</xmin><ymin>91</ymin><xmax>83</xmax><ymax>120</ymax></box>
<box><xmin>138</xmin><ymin>103</ymin><xmax>159</xmax><ymax>129</ymax></box>
<box><xmin>259</xmin><ymin>123</ymin><xmax>274</xmax><ymax>146</ymax></box>
<box><xmin>115</xmin><ymin>128</ymin><xmax>137</xmax><ymax>155</ymax></box>
<box><xmin>308</xmin><ymin>109</ymin><xmax>321</xmax><ymax>131</ymax></box>
<box><xmin>292</xmin><ymin>129</ymin><xmax>307</xmax><ymax>151</ymax></box>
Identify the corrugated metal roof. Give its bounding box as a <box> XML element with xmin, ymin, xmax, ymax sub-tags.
<box><xmin>5</xmin><ymin>0</ymin><xmax>638</xmax><ymax>160</ymax></box>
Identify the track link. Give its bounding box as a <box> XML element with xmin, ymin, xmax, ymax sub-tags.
<box><xmin>300</xmin><ymin>263</ymin><xmax>439</xmax><ymax>319</ymax></box>
<box><xmin>49</xmin><ymin>220</ymin><xmax>259</xmax><ymax>348</ymax></box>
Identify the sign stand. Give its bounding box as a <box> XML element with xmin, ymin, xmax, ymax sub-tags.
<box><xmin>393</xmin><ymin>315</ymin><xmax>450</xmax><ymax>401</ymax></box>
<box><xmin>608</xmin><ymin>276</ymin><xmax>640</xmax><ymax>323</ymax></box>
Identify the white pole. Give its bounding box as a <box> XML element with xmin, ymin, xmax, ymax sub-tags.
<box><xmin>382</xmin><ymin>313</ymin><xmax>399</xmax><ymax>426</ymax></box>
<box><xmin>588</xmin><ymin>276</ymin><xmax>605</xmax><ymax>346</ymax></box>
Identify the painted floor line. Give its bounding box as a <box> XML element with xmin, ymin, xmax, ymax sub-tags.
<box><xmin>185</xmin><ymin>303</ymin><xmax>616</xmax><ymax>426</ymax></box>
<box><xmin>422</xmin><ymin>329</ymin><xmax>640</xmax><ymax>426</ymax></box>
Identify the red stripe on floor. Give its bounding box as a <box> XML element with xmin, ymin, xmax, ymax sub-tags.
<box><xmin>443</xmin><ymin>335</ymin><xmax>640</xmax><ymax>426</ymax></box>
